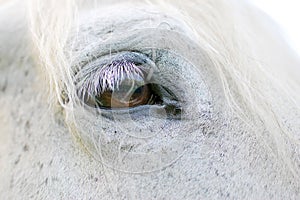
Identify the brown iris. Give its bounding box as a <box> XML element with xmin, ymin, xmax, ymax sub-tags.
<box><xmin>96</xmin><ymin>79</ymin><xmax>152</xmax><ymax>108</ymax></box>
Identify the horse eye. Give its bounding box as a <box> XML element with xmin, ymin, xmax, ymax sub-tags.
<box><xmin>76</xmin><ymin>51</ymin><xmax>179</xmax><ymax>111</ymax></box>
<box><xmin>88</xmin><ymin>79</ymin><xmax>161</xmax><ymax>109</ymax></box>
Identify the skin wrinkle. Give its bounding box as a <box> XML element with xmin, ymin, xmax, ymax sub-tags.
<box><xmin>0</xmin><ymin>0</ymin><xmax>300</xmax><ymax>199</ymax></box>
<box><xmin>70</xmin><ymin>6</ymin><xmax>194</xmax><ymax>69</ymax></box>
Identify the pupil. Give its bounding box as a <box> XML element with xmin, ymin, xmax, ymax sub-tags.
<box><xmin>132</xmin><ymin>86</ymin><xmax>144</xmax><ymax>96</ymax></box>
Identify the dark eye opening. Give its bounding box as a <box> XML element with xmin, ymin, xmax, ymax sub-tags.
<box><xmin>93</xmin><ymin>81</ymin><xmax>162</xmax><ymax>109</ymax></box>
<box><xmin>83</xmin><ymin>80</ymin><xmax>182</xmax><ymax>119</ymax></box>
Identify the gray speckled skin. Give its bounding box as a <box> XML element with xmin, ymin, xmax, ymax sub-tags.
<box><xmin>0</xmin><ymin>1</ymin><xmax>299</xmax><ymax>200</ymax></box>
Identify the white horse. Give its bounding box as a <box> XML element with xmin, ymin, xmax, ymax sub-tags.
<box><xmin>0</xmin><ymin>0</ymin><xmax>299</xmax><ymax>199</ymax></box>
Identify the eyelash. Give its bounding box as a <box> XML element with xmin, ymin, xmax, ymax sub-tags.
<box><xmin>78</xmin><ymin>59</ymin><xmax>144</xmax><ymax>101</ymax></box>
<box><xmin>75</xmin><ymin>52</ymin><xmax>154</xmax><ymax>101</ymax></box>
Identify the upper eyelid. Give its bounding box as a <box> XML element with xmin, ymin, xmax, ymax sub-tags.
<box><xmin>70</xmin><ymin>10</ymin><xmax>194</xmax><ymax>65</ymax></box>
<box><xmin>70</xmin><ymin>28</ymin><xmax>198</xmax><ymax>69</ymax></box>
<box><xmin>71</xmin><ymin>29</ymin><xmax>207</xmax><ymax>103</ymax></box>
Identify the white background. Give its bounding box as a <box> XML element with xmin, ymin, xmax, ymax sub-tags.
<box><xmin>249</xmin><ymin>0</ymin><xmax>300</xmax><ymax>57</ymax></box>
